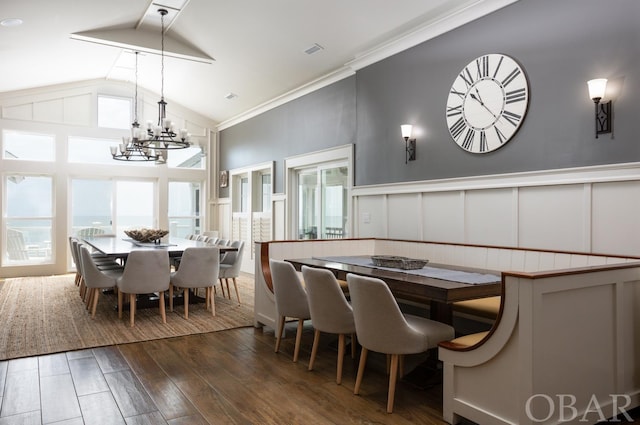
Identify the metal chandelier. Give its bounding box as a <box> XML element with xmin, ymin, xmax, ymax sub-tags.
<box><xmin>111</xmin><ymin>8</ymin><xmax>190</xmax><ymax>162</ymax></box>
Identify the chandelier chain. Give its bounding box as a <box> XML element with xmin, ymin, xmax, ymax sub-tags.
<box><xmin>134</xmin><ymin>51</ymin><xmax>139</xmax><ymax>123</ymax></box>
<box><xmin>160</xmin><ymin>9</ymin><xmax>165</xmax><ymax>101</ymax></box>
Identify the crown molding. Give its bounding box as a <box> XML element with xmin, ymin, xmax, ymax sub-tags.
<box><xmin>217</xmin><ymin>0</ymin><xmax>520</xmax><ymax>131</ymax></box>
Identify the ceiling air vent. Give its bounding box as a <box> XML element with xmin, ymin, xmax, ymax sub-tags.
<box><xmin>303</xmin><ymin>43</ymin><xmax>324</xmax><ymax>55</ymax></box>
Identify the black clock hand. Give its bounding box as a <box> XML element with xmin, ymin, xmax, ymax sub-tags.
<box><xmin>469</xmin><ymin>93</ymin><xmax>498</xmax><ymax>119</ymax></box>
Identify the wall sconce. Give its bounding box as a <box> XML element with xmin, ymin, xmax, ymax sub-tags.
<box><xmin>587</xmin><ymin>78</ymin><xmax>612</xmax><ymax>138</ymax></box>
<box><xmin>401</xmin><ymin>124</ymin><xmax>416</xmax><ymax>163</ymax></box>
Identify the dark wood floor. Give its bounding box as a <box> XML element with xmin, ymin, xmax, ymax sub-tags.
<box><xmin>1</xmin><ymin>322</ymin><xmax>638</xmax><ymax>425</ymax></box>
<box><xmin>0</xmin><ymin>322</ymin><xmax>451</xmax><ymax>425</ymax></box>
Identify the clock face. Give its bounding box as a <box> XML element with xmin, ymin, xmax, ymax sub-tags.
<box><xmin>446</xmin><ymin>54</ymin><xmax>529</xmax><ymax>153</ymax></box>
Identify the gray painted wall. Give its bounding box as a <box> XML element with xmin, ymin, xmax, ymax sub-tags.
<box><xmin>219</xmin><ymin>77</ymin><xmax>356</xmax><ymax>196</ymax></box>
<box><xmin>220</xmin><ymin>0</ymin><xmax>639</xmax><ymax>191</ymax></box>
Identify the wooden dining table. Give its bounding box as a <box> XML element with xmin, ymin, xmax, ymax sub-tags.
<box><xmin>81</xmin><ymin>235</ymin><xmax>237</xmax><ymax>260</ymax></box>
<box><xmin>286</xmin><ymin>256</ymin><xmax>502</xmax><ymax>324</ymax></box>
<box><xmin>81</xmin><ymin>235</ymin><xmax>237</xmax><ymax>310</ymax></box>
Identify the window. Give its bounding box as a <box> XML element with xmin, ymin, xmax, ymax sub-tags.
<box><xmin>286</xmin><ymin>145</ymin><xmax>353</xmax><ymax>240</ymax></box>
<box><xmin>71</xmin><ymin>179</ymin><xmax>114</xmax><ymax>237</ymax></box>
<box><xmin>116</xmin><ymin>181</ymin><xmax>154</xmax><ymax>235</ymax></box>
<box><xmin>2</xmin><ymin>130</ymin><xmax>55</xmax><ymax>161</ymax></box>
<box><xmin>240</xmin><ymin>177</ymin><xmax>249</xmax><ymax>213</ymax></box>
<box><xmin>167</xmin><ymin>145</ymin><xmax>205</xmax><ymax>169</ymax></box>
<box><xmin>71</xmin><ymin>179</ymin><xmax>156</xmax><ymax>241</ymax></box>
<box><xmin>97</xmin><ymin>95</ymin><xmax>132</xmax><ymax>129</ymax></box>
<box><xmin>168</xmin><ymin>181</ymin><xmax>203</xmax><ymax>238</ymax></box>
<box><xmin>296</xmin><ymin>165</ymin><xmax>348</xmax><ymax>239</ymax></box>
<box><xmin>3</xmin><ymin>175</ymin><xmax>53</xmax><ymax>265</ymax></box>
<box><xmin>69</xmin><ymin>136</ymin><xmax>155</xmax><ymax>166</ymax></box>
<box><xmin>261</xmin><ymin>173</ymin><xmax>271</xmax><ymax>212</ymax></box>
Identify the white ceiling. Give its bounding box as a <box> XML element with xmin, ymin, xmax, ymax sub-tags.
<box><xmin>0</xmin><ymin>0</ymin><xmax>515</xmax><ymax>128</ymax></box>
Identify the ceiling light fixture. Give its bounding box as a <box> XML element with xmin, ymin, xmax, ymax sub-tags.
<box><xmin>112</xmin><ymin>8</ymin><xmax>191</xmax><ymax>163</ymax></box>
<box><xmin>111</xmin><ymin>51</ymin><xmax>161</xmax><ymax>162</ymax></box>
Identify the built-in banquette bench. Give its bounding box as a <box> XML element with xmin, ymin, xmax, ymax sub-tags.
<box><xmin>255</xmin><ymin>238</ymin><xmax>640</xmax><ymax>424</ymax></box>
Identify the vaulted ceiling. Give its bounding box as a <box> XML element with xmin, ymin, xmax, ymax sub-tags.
<box><xmin>0</xmin><ymin>0</ymin><xmax>515</xmax><ymax>128</ymax></box>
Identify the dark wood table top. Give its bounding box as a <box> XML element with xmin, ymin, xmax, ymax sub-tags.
<box><xmin>286</xmin><ymin>257</ymin><xmax>502</xmax><ymax>305</ymax></box>
<box><xmin>82</xmin><ymin>236</ymin><xmax>237</xmax><ymax>258</ymax></box>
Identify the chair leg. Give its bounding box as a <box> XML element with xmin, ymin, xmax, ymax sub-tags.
<box><xmin>85</xmin><ymin>288</ymin><xmax>94</xmax><ymax>309</ymax></box>
<box><xmin>90</xmin><ymin>289</ymin><xmax>100</xmax><ymax>318</ymax></box>
<box><xmin>129</xmin><ymin>293</ymin><xmax>136</xmax><ymax>327</ymax></box>
<box><xmin>118</xmin><ymin>290</ymin><xmax>123</xmax><ymax>319</ymax></box>
<box><xmin>337</xmin><ymin>333</ymin><xmax>345</xmax><ymax>385</ymax></box>
<box><xmin>232</xmin><ymin>277</ymin><xmax>241</xmax><ymax>305</ymax></box>
<box><xmin>308</xmin><ymin>329</ymin><xmax>321</xmax><ymax>371</ymax></box>
<box><xmin>387</xmin><ymin>354</ymin><xmax>399</xmax><ymax>413</ymax></box>
<box><xmin>351</xmin><ymin>333</ymin><xmax>357</xmax><ymax>359</ymax></box>
<box><xmin>225</xmin><ymin>278</ymin><xmax>231</xmax><ymax>299</ymax></box>
<box><xmin>159</xmin><ymin>291</ymin><xmax>166</xmax><ymax>324</ymax></box>
<box><xmin>169</xmin><ymin>284</ymin><xmax>174</xmax><ymax>312</ymax></box>
<box><xmin>183</xmin><ymin>289</ymin><xmax>189</xmax><ymax>319</ymax></box>
<box><xmin>354</xmin><ymin>347</ymin><xmax>368</xmax><ymax>395</ymax></box>
<box><xmin>218</xmin><ymin>278</ymin><xmax>226</xmax><ymax>298</ymax></box>
<box><xmin>293</xmin><ymin>319</ymin><xmax>304</xmax><ymax>363</ymax></box>
<box><xmin>208</xmin><ymin>287</ymin><xmax>216</xmax><ymax>316</ymax></box>
<box><xmin>275</xmin><ymin>316</ymin><xmax>285</xmax><ymax>353</ymax></box>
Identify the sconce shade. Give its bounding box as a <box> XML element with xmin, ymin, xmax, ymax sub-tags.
<box><xmin>401</xmin><ymin>124</ymin><xmax>413</xmax><ymax>140</ymax></box>
<box><xmin>588</xmin><ymin>78</ymin><xmax>607</xmax><ymax>101</ymax></box>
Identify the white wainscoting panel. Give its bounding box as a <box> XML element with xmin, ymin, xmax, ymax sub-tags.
<box><xmin>465</xmin><ymin>188</ymin><xmax>513</xmax><ymax>246</ymax></box>
<box><xmin>518</xmin><ymin>184</ymin><xmax>585</xmax><ymax>252</ymax></box>
<box><xmin>388</xmin><ymin>193</ymin><xmax>422</xmax><ymax>240</ymax></box>
<box><xmin>591</xmin><ymin>180</ymin><xmax>640</xmax><ymax>256</ymax></box>
<box><xmin>356</xmin><ymin>195</ymin><xmax>387</xmax><ymax>238</ymax></box>
<box><xmin>422</xmin><ymin>191</ymin><xmax>464</xmax><ymax>243</ymax></box>
<box><xmin>352</xmin><ymin>163</ymin><xmax>640</xmax><ymax>257</ymax></box>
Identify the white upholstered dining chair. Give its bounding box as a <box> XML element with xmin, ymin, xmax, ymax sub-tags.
<box><xmin>218</xmin><ymin>240</ymin><xmax>244</xmax><ymax>304</ymax></box>
<box><xmin>116</xmin><ymin>250</ymin><xmax>171</xmax><ymax>327</ymax></box>
<box><xmin>347</xmin><ymin>273</ymin><xmax>455</xmax><ymax>413</ymax></box>
<box><xmin>78</xmin><ymin>244</ymin><xmax>123</xmax><ymax>318</ymax></box>
<box><xmin>169</xmin><ymin>246</ymin><xmax>220</xmax><ymax>318</ymax></box>
<box><xmin>301</xmin><ymin>265</ymin><xmax>356</xmax><ymax>385</ymax></box>
<box><xmin>269</xmin><ymin>259</ymin><xmax>311</xmax><ymax>363</ymax></box>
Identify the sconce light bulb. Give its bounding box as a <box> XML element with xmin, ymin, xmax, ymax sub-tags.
<box><xmin>401</xmin><ymin>124</ymin><xmax>413</xmax><ymax>140</ymax></box>
<box><xmin>588</xmin><ymin>78</ymin><xmax>607</xmax><ymax>102</ymax></box>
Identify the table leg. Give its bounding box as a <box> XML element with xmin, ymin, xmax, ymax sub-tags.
<box><xmin>430</xmin><ymin>300</ymin><xmax>453</xmax><ymax>325</ymax></box>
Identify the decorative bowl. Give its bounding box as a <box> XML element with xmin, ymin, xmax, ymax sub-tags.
<box><xmin>371</xmin><ymin>255</ymin><xmax>428</xmax><ymax>270</ymax></box>
<box><xmin>124</xmin><ymin>228</ymin><xmax>169</xmax><ymax>244</ymax></box>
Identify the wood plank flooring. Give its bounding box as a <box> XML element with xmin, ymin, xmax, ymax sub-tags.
<box><xmin>0</xmin><ymin>323</ymin><xmax>638</xmax><ymax>424</ymax></box>
<box><xmin>0</xmin><ymin>323</ymin><xmax>450</xmax><ymax>425</ymax></box>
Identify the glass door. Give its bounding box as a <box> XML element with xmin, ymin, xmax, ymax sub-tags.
<box><xmin>71</xmin><ymin>179</ymin><xmax>114</xmax><ymax>237</ymax></box>
<box><xmin>296</xmin><ymin>163</ymin><xmax>348</xmax><ymax>240</ymax></box>
<box><xmin>115</xmin><ymin>180</ymin><xmax>154</xmax><ymax>236</ymax></box>
<box><xmin>321</xmin><ymin>165</ymin><xmax>348</xmax><ymax>239</ymax></box>
<box><xmin>298</xmin><ymin>169</ymin><xmax>318</xmax><ymax>239</ymax></box>
<box><xmin>71</xmin><ymin>179</ymin><xmax>155</xmax><ymax>239</ymax></box>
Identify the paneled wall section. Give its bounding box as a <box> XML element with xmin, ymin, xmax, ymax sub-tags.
<box><xmin>353</xmin><ymin>163</ymin><xmax>640</xmax><ymax>257</ymax></box>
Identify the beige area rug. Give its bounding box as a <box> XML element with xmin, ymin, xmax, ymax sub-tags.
<box><xmin>0</xmin><ymin>273</ymin><xmax>255</xmax><ymax>361</ymax></box>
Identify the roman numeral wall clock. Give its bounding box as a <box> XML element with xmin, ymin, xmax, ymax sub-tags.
<box><xmin>446</xmin><ymin>54</ymin><xmax>529</xmax><ymax>154</ymax></box>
